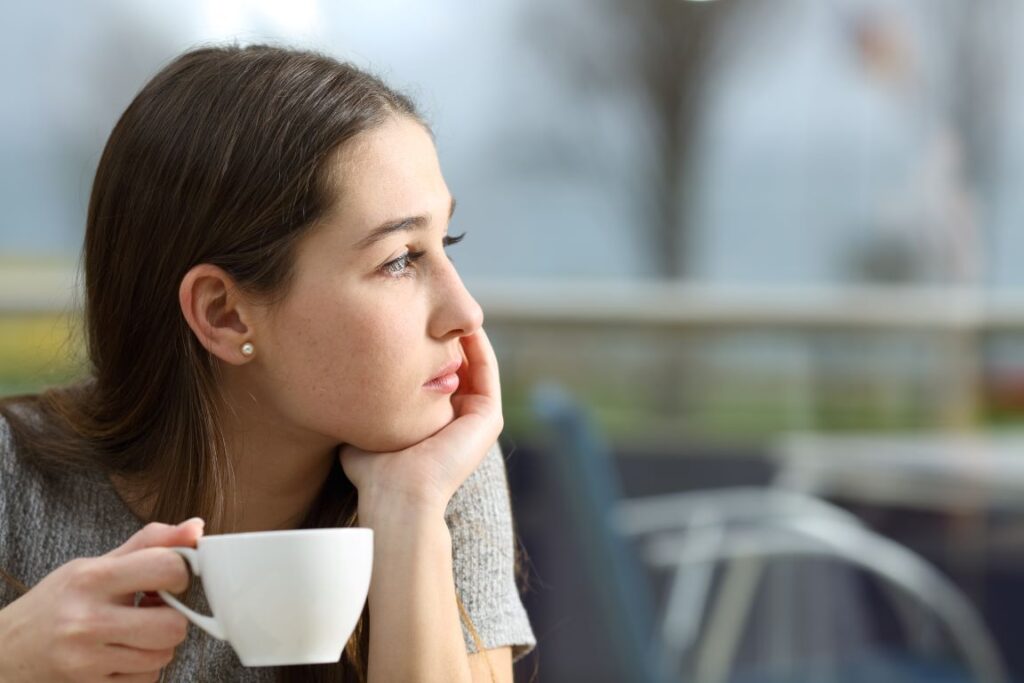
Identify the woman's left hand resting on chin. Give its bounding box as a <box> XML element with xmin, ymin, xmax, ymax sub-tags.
<box><xmin>339</xmin><ymin>327</ymin><xmax>503</xmax><ymax>516</ymax></box>
<box><xmin>337</xmin><ymin>327</ymin><xmax>511</xmax><ymax>683</ymax></box>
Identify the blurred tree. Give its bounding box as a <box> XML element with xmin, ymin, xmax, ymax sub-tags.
<box><xmin>524</xmin><ymin>0</ymin><xmax>741</xmax><ymax>279</ymax></box>
<box><xmin>611</xmin><ymin>0</ymin><xmax>740</xmax><ymax>279</ymax></box>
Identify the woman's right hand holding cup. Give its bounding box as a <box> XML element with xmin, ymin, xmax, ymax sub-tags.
<box><xmin>0</xmin><ymin>518</ymin><xmax>203</xmax><ymax>682</ymax></box>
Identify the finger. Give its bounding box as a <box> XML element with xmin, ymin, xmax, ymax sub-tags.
<box><xmin>455</xmin><ymin>344</ymin><xmax>472</xmax><ymax>391</ymax></box>
<box><xmin>459</xmin><ymin>328</ymin><xmax>501</xmax><ymax>402</ymax></box>
<box><xmin>94</xmin><ymin>547</ymin><xmax>191</xmax><ymax>597</ymax></box>
<box><xmin>104</xmin><ymin>643</ymin><xmax>175</xmax><ymax>675</ymax></box>
<box><xmin>110</xmin><ymin>674</ymin><xmax>163</xmax><ymax>682</ymax></box>
<box><xmin>107</xmin><ymin>519</ymin><xmax>204</xmax><ymax>558</ymax></box>
<box><xmin>106</xmin><ymin>606</ymin><xmax>188</xmax><ymax>650</ymax></box>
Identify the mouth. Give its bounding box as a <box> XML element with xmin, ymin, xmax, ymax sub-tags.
<box><xmin>423</xmin><ymin>358</ymin><xmax>462</xmax><ymax>394</ymax></box>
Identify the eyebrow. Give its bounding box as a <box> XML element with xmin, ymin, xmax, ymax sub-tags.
<box><xmin>353</xmin><ymin>196</ymin><xmax>457</xmax><ymax>250</ymax></box>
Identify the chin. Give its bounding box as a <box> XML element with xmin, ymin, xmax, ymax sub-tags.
<box><xmin>409</xmin><ymin>403</ymin><xmax>457</xmax><ymax>443</ymax></box>
<box><xmin>355</xmin><ymin>402</ymin><xmax>456</xmax><ymax>453</ymax></box>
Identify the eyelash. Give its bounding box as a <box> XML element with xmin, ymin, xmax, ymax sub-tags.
<box><xmin>381</xmin><ymin>232</ymin><xmax>466</xmax><ymax>279</ymax></box>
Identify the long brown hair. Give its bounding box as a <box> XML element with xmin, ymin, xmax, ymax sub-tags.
<box><xmin>0</xmin><ymin>44</ymin><xmax>486</xmax><ymax>682</ymax></box>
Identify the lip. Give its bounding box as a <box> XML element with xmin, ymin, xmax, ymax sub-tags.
<box><xmin>423</xmin><ymin>358</ymin><xmax>463</xmax><ymax>394</ymax></box>
<box><xmin>425</xmin><ymin>358</ymin><xmax>462</xmax><ymax>385</ymax></box>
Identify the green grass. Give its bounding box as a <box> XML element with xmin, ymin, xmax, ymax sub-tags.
<box><xmin>6</xmin><ymin>315</ymin><xmax>1024</xmax><ymax>442</ymax></box>
<box><xmin>0</xmin><ymin>314</ymin><xmax>87</xmax><ymax>395</ymax></box>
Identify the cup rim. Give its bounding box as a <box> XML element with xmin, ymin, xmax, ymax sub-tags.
<box><xmin>197</xmin><ymin>527</ymin><xmax>373</xmax><ymax>545</ymax></box>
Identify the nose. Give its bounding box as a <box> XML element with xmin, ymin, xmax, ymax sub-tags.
<box><xmin>428</xmin><ymin>258</ymin><xmax>484</xmax><ymax>340</ymax></box>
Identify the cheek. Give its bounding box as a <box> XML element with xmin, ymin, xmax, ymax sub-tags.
<box><xmin>288</xmin><ymin>307</ymin><xmax>405</xmax><ymax>393</ymax></box>
<box><xmin>268</xmin><ymin>300</ymin><xmax>431</xmax><ymax>427</ymax></box>
<box><xmin>319</xmin><ymin>321</ymin><xmax>457</xmax><ymax>450</ymax></box>
<box><xmin>257</xmin><ymin>281</ymin><xmax>453</xmax><ymax>449</ymax></box>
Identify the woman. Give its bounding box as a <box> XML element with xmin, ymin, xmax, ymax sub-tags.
<box><xmin>0</xmin><ymin>44</ymin><xmax>535</xmax><ymax>681</ymax></box>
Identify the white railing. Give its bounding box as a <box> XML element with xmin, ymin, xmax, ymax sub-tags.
<box><xmin>470</xmin><ymin>279</ymin><xmax>1024</xmax><ymax>331</ymax></box>
<box><xmin>7</xmin><ymin>264</ymin><xmax>1024</xmax><ymax>332</ymax></box>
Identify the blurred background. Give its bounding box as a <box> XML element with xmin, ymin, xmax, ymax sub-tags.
<box><xmin>6</xmin><ymin>1</ymin><xmax>1024</xmax><ymax>681</ymax></box>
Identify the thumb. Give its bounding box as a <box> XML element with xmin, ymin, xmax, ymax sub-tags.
<box><xmin>106</xmin><ymin>517</ymin><xmax>205</xmax><ymax>557</ymax></box>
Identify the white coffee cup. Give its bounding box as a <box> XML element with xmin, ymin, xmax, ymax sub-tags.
<box><xmin>157</xmin><ymin>528</ymin><xmax>373</xmax><ymax>667</ymax></box>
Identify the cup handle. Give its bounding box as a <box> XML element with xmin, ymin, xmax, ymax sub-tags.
<box><xmin>155</xmin><ymin>547</ymin><xmax>226</xmax><ymax>640</ymax></box>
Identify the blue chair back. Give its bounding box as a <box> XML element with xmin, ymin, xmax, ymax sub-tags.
<box><xmin>531</xmin><ymin>382</ymin><xmax>672</xmax><ymax>683</ymax></box>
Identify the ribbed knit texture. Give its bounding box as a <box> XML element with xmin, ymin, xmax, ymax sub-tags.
<box><xmin>0</xmin><ymin>415</ymin><xmax>535</xmax><ymax>680</ymax></box>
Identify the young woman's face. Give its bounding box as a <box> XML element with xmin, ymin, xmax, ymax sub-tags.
<box><xmin>249</xmin><ymin>115</ymin><xmax>483</xmax><ymax>452</ymax></box>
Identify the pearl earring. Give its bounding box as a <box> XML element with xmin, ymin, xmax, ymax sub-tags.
<box><xmin>241</xmin><ymin>342</ymin><xmax>254</xmax><ymax>357</ymax></box>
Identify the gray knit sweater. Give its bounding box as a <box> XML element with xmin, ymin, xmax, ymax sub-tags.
<box><xmin>0</xmin><ymin>414</ymin><xmax>535</xmax><ymax>680</ymax></box>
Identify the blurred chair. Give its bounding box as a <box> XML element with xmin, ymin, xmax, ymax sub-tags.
<box><xmin>530</xmin><ymin>383</ymin><xmax>1008</xmax><ymax>683</ymax></box>
<box><xmin>531</xmin><ymin>383</ymin><xmax>674</xmax><ymax>683</ymax></box>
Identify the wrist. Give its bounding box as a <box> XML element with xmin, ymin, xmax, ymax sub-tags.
<box><xmin>356</xmin><ymin>489</ymin><xmax>447</xmax><ymax>529</ymax></box>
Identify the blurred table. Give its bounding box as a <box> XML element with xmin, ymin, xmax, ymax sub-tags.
<box><xmin>774</xmin><ymin>431</ymin><xmax>1024</xmax><ymax>512</ymax></box>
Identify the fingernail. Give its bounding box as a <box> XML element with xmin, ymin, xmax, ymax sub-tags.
<box><xmin>179</xmin><ymin>517</ymin><xmax>205</xmax><ymax>528</ymax></box>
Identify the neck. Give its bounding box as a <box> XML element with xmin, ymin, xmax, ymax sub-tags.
<box><xmin>113</xmin><ymin>381</ymin><xmax>339</xmax><ymax>534</ymax></box>
<box><xmin>223</xmin><ymin>411</ymin><xmax>338</xmax><ymax>533</ymax></box>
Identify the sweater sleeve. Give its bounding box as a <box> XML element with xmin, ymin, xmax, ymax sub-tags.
<box><xmin>0</xmin><ymin>415</ymin><xmax>20</xmax><ymax>608</ymax></box>
<box><xmin>445</xmin><ymin>440</ymin><xmax>536</xmax><ymax>661</ymax></box>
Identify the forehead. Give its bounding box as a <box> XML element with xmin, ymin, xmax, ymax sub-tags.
<box><xmin>326</xmin><ymin>116</ymin><xmax>448</xmax><ymax>230</ymax></box>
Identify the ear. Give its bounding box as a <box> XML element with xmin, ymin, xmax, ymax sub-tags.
<box><xmin>179</xmin><ymin>264</ymin><xmax>258</xmax><ymax>365</ymax></box>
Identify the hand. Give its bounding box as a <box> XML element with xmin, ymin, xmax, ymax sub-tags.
<box><xmin>0</xmin><ymin>519</ymin><xmax>204</xmax><ymax>682</ymax></box>
<box><xmin>339</xmin><ymin>328</ymin><xmax>504</xmax><ymax>517</ymax></box>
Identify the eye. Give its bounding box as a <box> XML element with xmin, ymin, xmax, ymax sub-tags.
<box><xmin>381</xmin><ymin>250</ymin><xmax>426</xmax><ymax>278</ymax></box>
<box><xmin>443</xmin><ymin>232</ymin><xmax>466</xmax><ymax>249</ymax></box>
<box><xmin>379</xmin><ymin>232</ymin><xmax>467</xmax><ymax>279</ymax></box>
